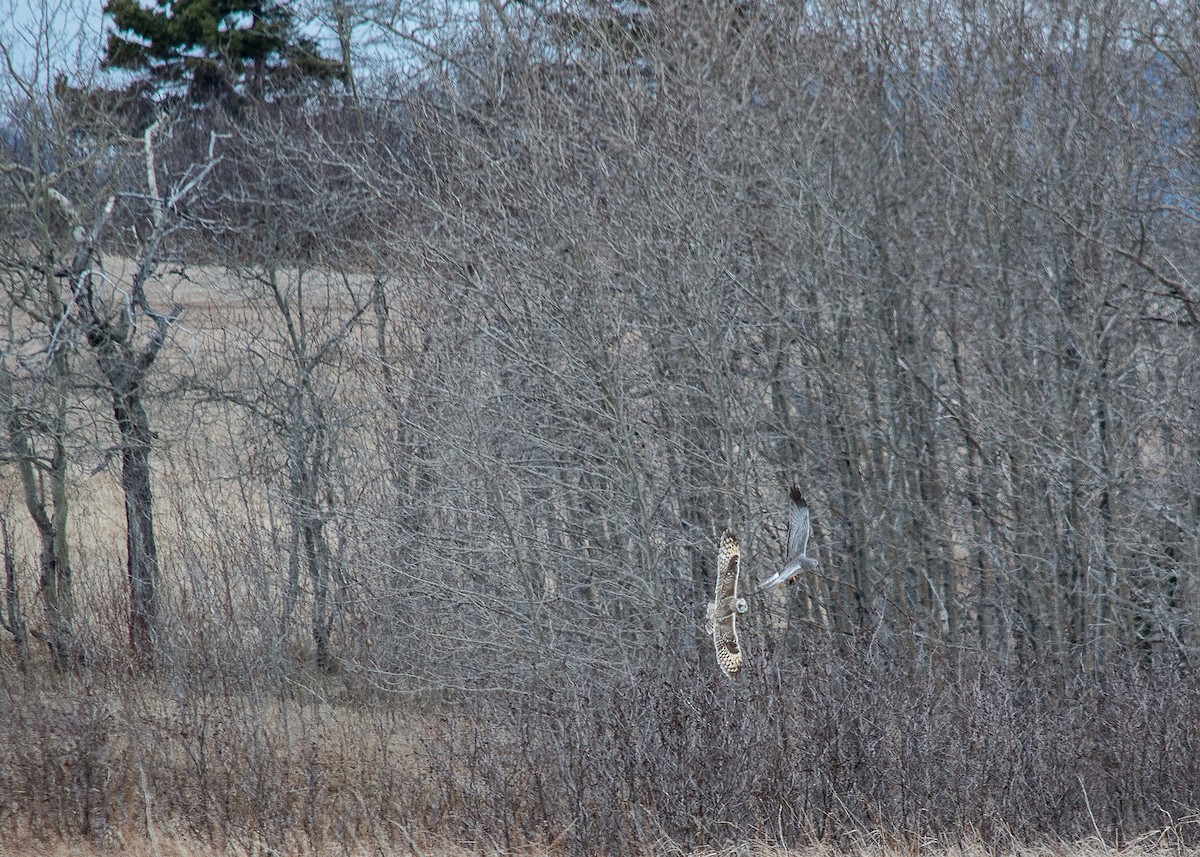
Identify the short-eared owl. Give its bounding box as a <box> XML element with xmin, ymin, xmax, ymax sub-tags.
<box><xmin>705</xmin><ymin>528</ymin><xmax>747</xmax><ymax>678</ymax></box>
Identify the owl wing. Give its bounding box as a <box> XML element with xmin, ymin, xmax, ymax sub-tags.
<box><xmin>715</xmin><ymin>528</ymin><xmax>740</xmax><ymax>603</ymax></box>
<box><xmin>713</xmin><ymin>528</ymin><xmax>743</xmax><ymax>678</ymax></box>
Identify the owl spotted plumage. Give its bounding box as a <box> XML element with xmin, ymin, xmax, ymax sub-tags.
<box><xmin>705</xmin><ymin>528</ymin><xmax>747</xmax><ymax>678</ymax></box>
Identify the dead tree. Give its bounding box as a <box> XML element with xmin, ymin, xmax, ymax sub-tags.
<box><xmin>57</xmin><ymin>119</ymin><xmax>219</xmax><ymax>666</ymax></box>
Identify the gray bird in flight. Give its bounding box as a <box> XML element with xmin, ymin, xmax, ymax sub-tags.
<box><xmin>752</xmin><ymin>485</ymin><xmax>819</xmax><ymax>594</ymax></box>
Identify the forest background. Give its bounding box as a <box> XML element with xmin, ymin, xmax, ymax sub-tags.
<box><xmin>2</xmin><ymin>0</ymin><xmax>1200</xmax><ymax>854</ymax></box>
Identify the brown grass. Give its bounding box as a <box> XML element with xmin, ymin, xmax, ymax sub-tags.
<box><xmin>5</xmin><ymin>832</ymin><xmax>1200</xmax><ymax>857</ymax></box>
<box><xmin>6</xmin><ymin>642</ymin><xmax>1199</xmax><ymax>857</ymax></box>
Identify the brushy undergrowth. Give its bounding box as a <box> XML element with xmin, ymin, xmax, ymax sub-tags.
<box><xmin>3</xmin><ymin>629</ymin><xmax>1199</xmax><ymax>856</ymax></box>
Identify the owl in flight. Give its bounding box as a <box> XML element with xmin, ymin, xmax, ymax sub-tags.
<box><xmin>753</xmin><ymin>484</ymin><xmax>819</xmax><ymax>594</ymax></box>
<box><xmin>705</xmin><ymin>528</ymin><xmax>747</xmax><ymax>678</ymax></box>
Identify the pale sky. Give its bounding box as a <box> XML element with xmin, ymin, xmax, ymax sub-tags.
<box><xmin>1</xmin><ymin>0</ymin><xmax>108</xmax><ymax>87</ymax></box>
<box><xmin>0</xmin><ymin>0</ymin><xmax>468</xmax><ymax>92</ymax></box>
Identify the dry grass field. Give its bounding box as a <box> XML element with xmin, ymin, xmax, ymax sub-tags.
<box><xmin>1</xmin><ymin>258</ymin><xmax>368</xmax><ymax>638</ymax></box>
<box><xmin>6</xmin><ymin>833</ymin><xmax>1200</xmax><ymax>857</ymax></box>
<box><xmin>4</xmin><ymin>641</ymin><xmax>1200</xmax><ymax>857</ymax></box>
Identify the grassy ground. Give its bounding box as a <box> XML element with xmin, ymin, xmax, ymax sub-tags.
<box><xmin>5</xmin><ymin>833</ymin><xmax>1200</xmax><ymax>857</ymax></box>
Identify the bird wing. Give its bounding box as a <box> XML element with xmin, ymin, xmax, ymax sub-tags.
<box><xmin>752</xmin><ymin>485</ymin><xmax>811</xmax><ymax>595</ymax></box>
<box><xmin>784</xmin><ymin>485</ymin><xmax>811</xmax><ymax>564</ymax></box>
<box><xmin>713</xmin><ymin>529</ymin><xmax>743</xmax><ymax>678</ymax></box>
<box><xmin>753</xmin><ymin>565</ymin><xmax>797</xmax><ymax>594</ymax></box>
<box><xmin>715</xmin><ymin>528</ymin><xmax>740</xmax><ymax>603</ymax></box>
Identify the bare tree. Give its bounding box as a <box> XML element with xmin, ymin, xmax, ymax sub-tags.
<box><xmin>0</xmin><ymin>43</ymin><xmax>219</xmax><ymax>664</ymax></box>
<box><xmin>0</xmin><ymin>13</ymin><xmax>103</xmax><ymax>667</ymax></box>
<box><xmin>327</xmin><ymin>0</ymin><xmax>1200</xmax><ymax>686</ymax></box>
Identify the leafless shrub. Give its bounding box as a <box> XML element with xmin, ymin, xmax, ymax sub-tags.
<box><xmin>406</xmin><ymin>637</ymin><xmax>1200</xmax><ymax>853</ymax></box>
<box><xmin>4</xmin><ymin>0</ymin><xmax>1200</xmax><ymax>853</ymax></box>
<box><xmin>5</xmin><ymin>634</ymin><xmax>1200</xmax><ymax>854</ymax></box>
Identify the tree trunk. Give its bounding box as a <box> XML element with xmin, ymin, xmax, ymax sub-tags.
<box><xmin>1</xmin><ymin>371</ymin><xmax>77</xmax><ymax>669</ymax></box>
<box><xmin>108</xmin><ymin>369</ymin><xmax>160</xmax><ymax>667</ymax></box>
<box><xmin>304</xmin><ymin>517</ymin><xmax>334</xmax><ymax>672</ymax></box>
<box><xmin>1</xmin><ymin>518</ymin><xmax>30</xmax><ymax>670</ymax></box>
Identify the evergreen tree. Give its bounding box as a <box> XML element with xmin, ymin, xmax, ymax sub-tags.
<box><xmin>103</xmin><ymin>0</ymin><xmax>343</xmax><ymax>104</ymax></box>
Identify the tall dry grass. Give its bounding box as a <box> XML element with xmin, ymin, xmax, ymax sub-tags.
<box><xmin>3</xmin><ymin>632</ymin><xmax>1200</xmax><ymax>856</ymax></box>
<box><xmin>5</xmin><ymin>827</ymin><xmax>1200</xmax><ymax>856</ymax></box>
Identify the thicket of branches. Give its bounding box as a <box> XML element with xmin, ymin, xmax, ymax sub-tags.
<box><xmin>2</xmin><ymin>0</ymin><xmax>1200</xmax><ymax>852</ymax></box>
